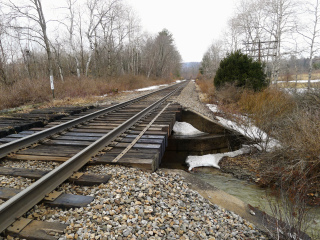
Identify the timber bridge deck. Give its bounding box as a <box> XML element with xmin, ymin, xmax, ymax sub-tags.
<box><xmin>0</xmin><ymin>81</ymin><xmax>188</xmax><ymax>238</ymax></box>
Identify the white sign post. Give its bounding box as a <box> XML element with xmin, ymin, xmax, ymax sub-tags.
<box><xmin>50</xmin><ymin>75</ymin><xmax>55</xmax><ymax>98</ymax></box>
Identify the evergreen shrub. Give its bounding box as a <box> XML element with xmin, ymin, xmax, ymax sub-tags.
<box><xmin>214</xmin><ymin>50</ymin><xmax>268</xmax><ymax>91</ymax></box>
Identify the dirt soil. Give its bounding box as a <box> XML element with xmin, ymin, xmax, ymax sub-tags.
<box><xmin>219</xmin><ymin>154</ymin><xmax>261</xmax><ymax>183</ymax></box>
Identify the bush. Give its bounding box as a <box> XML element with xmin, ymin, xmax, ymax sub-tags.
<box><xmin>214</xmin><ymin>83</ymin><xmax>243</xmax><ymax>105</ymax></box>
<box><xmin>214</xmin><ymin>50</ymin><xmax>268</xmax><ymax>91</ymax></box>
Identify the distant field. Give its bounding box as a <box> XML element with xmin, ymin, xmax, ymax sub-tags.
<box><xmin>279</xmin><ymin>71</ymin><xmax>320</xmax><ymax>81</ymax></box>
<box><xmin>277</xmin><ymin>72</ymin><xmax>320</xmax><ymax>88</ymax></box>
<box><xmin>277</xmin><ymin>80</ymin><xmax>320</xmax><ymax>89</ymax></box>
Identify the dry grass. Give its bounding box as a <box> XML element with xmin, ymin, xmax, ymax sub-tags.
<box><xmin>214</xmin><ymin>83</ymin><xmax>243</xmax><ymax>105</ymax></box>
<box><xmin>0</xmin><ymin>75</ymin><xmax>173</xmax><ymax>111</ymax></box>
<box><xmin>216</xmin><ymin>85</ymin><xmax>320</xmax><ymax>169</ymax></box>
<box><xmin>195</xmin><ymin>79</ymin><xmax>215</xmax><ymax>103</ymax></box>
<box><xmin>196</xmin><ymin>79</ymin><xmax>320</xmax><ymax>238</ymax></box>
<box><xmin>274</xmin><ymin>91</ymin><xmax>320</xmax><ymax>178</ymax></box>
<box><xmin>238</xmin><ymin>87</ymin><xmax>296</xmax><ymax>131</ymax></box>
<box><xmin>208</xmin><ymin>83</ymin><xmax>320</xmax><ymax>195</ymax></box>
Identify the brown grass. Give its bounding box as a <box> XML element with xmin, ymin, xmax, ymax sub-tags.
<box><xmin>195</xmin><ymin>79</ymin><xmax>215</xmax><ymax>103</ymax></box>
<box><xmin>203</xmin><ymin>83</ymin><xmax>320</xmax><ymax>200</ymax></box>
<box><xmin>0</xmin><ymin>75</ymin><xmax>173</xmax><ymax>111</ymax></box>
<box><xmin>215</xmin><ymin>85</ymin><xmax>320</xmax><ymax>169</ymax></box>
<box><xmin>196</xmin><ymin>79</ymin><xmax>320</xmax><ymax>236</ymax></box>
<box><xmin>237</xmin><ymin>87</ymin><xmax>296</xmax><ymax>131</ymax></box>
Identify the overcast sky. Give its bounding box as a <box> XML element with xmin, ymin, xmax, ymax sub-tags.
<box><xmin>127</xmin><ymin>0</ymin><xmax>236</xmax><ymax>63</ymax></box>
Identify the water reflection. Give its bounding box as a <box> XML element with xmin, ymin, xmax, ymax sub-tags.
<box><xmin>193</xmin><ymin>171</ymin><xmax>320</xmax><ymax>238</ymax></box>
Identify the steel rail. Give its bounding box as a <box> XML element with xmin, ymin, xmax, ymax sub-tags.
<box><xmin>0</xmin><ymin>83</ymin><xmax>184</xmax><ymax>233</ymax></box>
<box><xmin>112</xmin><ymin>102</ymin><xmax>172</xmax><ymax>163</ymax></box>
<box><xmin>0</xmin><ymin>81</ymin><xmax>184</xmax><ymax>159</ymax></box>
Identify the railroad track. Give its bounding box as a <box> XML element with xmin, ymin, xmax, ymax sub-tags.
<box><xmin>0</xmin><ymin>81</ymin><xmax>187</xmax><ymax>238</ymax></box>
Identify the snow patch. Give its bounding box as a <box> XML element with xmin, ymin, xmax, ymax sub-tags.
<box><xmin>97</xmin><ymin>93</ymin><xmax>108</xmax><ymax>98</ymax></box>
<box><xmin>175</xmin><ymin>79</ymin><xmax>186</xmax><ymax>83</ymax></box>
<box><xmin>278</xmin><ymin>79</ymin><xmax>320</xmax><ymax>83</ymax></box>
<box><xmin>185</xmin><ymin>96</ymin><xmax>285</xmax><ymax>170</ymax></box>
<box><xmin>284</xmin><ymin>88</ymin><xmax>316</xmax><ymax>94</ymax></box>
<box><xmin>186</xmin><ymin>147</ymin><xmax>251</xmax><ymax>171</ymax></box>
<box><xmin>206</xmin><ymin>104</ymin><xmax>219</xmax><ymax>113</ymax></box>
<box><xmin>173</xmin><ymin>122</ymin><xmax>206</xmax><ymax>136</ymax></box>
<box><xmin>136</xmin><ymin>84</ymin><xmax>169</xmax><ymax>92</ymax></box>
<box><xmin>215</xmin><ymin>116</ymin><xmax>280</xmax><ymax>152</ymax></box>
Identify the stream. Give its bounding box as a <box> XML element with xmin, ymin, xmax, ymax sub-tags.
<box><xmin>193</xmin><ymin>169</ymin><xmax>320</xmax><ymax>238</ymax></box>
<box><xmin>167</xmin><ymin>119</ymin><xmax>320</xmax><ymax>238</ymax></box>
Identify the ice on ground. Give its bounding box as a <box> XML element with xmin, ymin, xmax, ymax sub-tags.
<box><xmin>137</xmin><ymin>80</ymin><xmax>184</xmax><ymax>92</ymax></box>
<box><xmin>206</xmin><ymin>104</ymin><xmax>219</xmax><ymax>112</ymax></box>
<box><xmin>186</xmin><ymin>147</ymin><xmax>251</xmax><ymax>171</ymax></box>
<box><xmin>207</xmin><ymin>103</ymin><xmax>281</xmax><ymax>151</ymax></box>
<box><xmin>98</xmin><ymin>93</ymin><xmax>108</xmax><ymax>97</ymax></box>
<box><xmin>173</xmin><ymin>122</ymin><xmax>206</xmax><ymax>136</ymax></box>
<box><xmin>215</xmin><ymin>116</ymin><xmax>280</xmax><ymax>152</ymax></box>
<box><xmin>216</xmin><ymin>116</ymin><xmax>268</xmax><ymax>141</ymax></box>
<box><xmin>175</xmin><ymin>80</ymin><xmax>186</xmax><ymax>83</ymax></box>
<box><xmin>284</xmin><ymin>87</ymin><xmax>316</xmax><ymax>94</ymax></box>
<box><xmin>185</xmin><ymin>98</ymin><xmax>283</xmax><ymax>170</ymax></box>
<box><xmin>278</xmin><ymin>79</ymin><xmax>320</xmax><ymax>83</ymax></box>
<box><xmin>136</xmin><ymin>84</ymin><xmax>169</xmax><ymax>92</ymax></box>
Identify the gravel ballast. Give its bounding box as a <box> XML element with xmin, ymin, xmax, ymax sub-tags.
<box><xmin>25</xmin><ymin>165</ymin><xmax>268</xmax><ymax>240</ymax></box>
<box><xmin>2</xmin><ymin>81</ymin><xmax>269</xmax><ymax>239</ymax></box>
<box><xmin>174</xmin><ymin>80</ymin><xmax>216</xmax><ymax>120</ymax></box>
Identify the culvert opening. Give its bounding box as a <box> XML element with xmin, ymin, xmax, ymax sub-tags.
<box><xmin>160</xmin><ymin>109</ymin><xmax>248</xmax><ymax>170</ymax></box>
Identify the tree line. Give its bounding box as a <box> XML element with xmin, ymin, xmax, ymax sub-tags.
<box><xmin>200</xmin><ymin>0</ymin><xmax>320</xmax><ymax>88</ymax></box>
<box><xmin>0</xmin><ymin>0</ymin><xmax>181</xmax><ymax>87</ymax></box>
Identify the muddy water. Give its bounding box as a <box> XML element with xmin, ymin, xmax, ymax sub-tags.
<box><xmin>193</xmin><ymin>169</ymin><xmax>320</xmax><ymax>238</ymax></box>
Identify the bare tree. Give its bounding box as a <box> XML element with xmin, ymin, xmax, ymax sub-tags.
<box><xmin>99</xmin><ymin>2</ymin><xmax>136</xmax><ymax>76</ymax></box>
<box><xmin>84</xmin><ymin>0</ymin><xmax>121</xmax><ymax>77</ymax></box>
<box><xmin>235</xmin><ymin>0</ymin><xmax>275</xmax><ymax>63</ymax></box>
<box><xmin>3</xmin><ymin>0</ymin><xmax>56</xmax><ymax>96</ymax></box>
<box><xmin>221</xmin><ymin>0</ymin><xmax>300</xmax><ymax>85</ymax></box>
<box><xmin>139</xmin><ymin>30</ymin><xmax>181</xmax><ymax>79</ymax></box>
<box><xmin>51</xmin><ymin>38</ymin><xmax>65</xmax><ymax>82</ymax></box>
<box><xmin>152</xmin><ymin>29</ymin><xmax>181</xmax><ymax>78</ymax></box>
<box><xmin>125</xmin><ymin>8</ymin><xmax>141</xmax><ymax>76</ymax></box>
<box><xmin>297</xmin><ymin>0</ymin><xmax>320</xmax><ymax>90</ymax></box>
<box><xmin>0</xmin><ymin>0</ymin><xmax>180</xmax><ymax>85</ymax></box>
<box><xmin>141</xmin><ymin>34</ymin><xmax>157</xmax><ymax>78</ymax></box>
<box><xmin>224</xmin><ymin>17</ymin><xmax>242</xmax><ymax>52</ymax></box>
<box><xmin>200</xmin><ymin>40</ymin><xmax>225</xmax><ymax>79</ymax></box>
<box><xmin>264</xmin><ymin>0</ymin><xmax>299</xmax><ymax>84</ymax></box>
<box><xmin>64</xmin><ymin>0</ymin><xmax>81</xmax><ymax>78</ymax></box>
<box><xmin>0</xmin><ymin>15</ymin><xmax>8</xmax><ymax>84</ymax></box>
